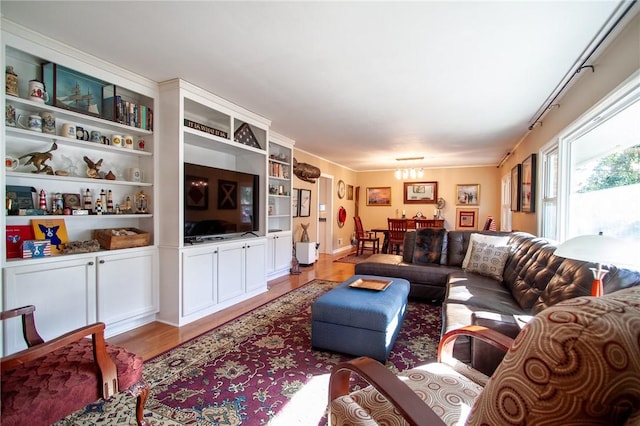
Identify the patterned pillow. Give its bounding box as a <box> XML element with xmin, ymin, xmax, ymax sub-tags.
<box><xmin>464</xmin><ymin>242</ymin><xmax>510</xmax><ymax>281</ymax></box>
<box><xmin>413</xmin><ymin>228</ymin><xmax>446</xmax><ymax>265</ymax></box>
<box><xmin>462</xmin><ymin>233</ymin><xmax>510</xmax><ymax>269</ymax></box>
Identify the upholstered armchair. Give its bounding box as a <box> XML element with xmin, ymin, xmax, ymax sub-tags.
<box><xmin>329</xmin><ymin>286</ymin><xmax>640</xmax><ymax>425</ymax></box>
<box><xmin>1</xmin><ymin>305</ymin><xmax>149</xmax><ymax>426</ymax></box>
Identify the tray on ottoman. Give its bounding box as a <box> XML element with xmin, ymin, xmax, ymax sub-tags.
<box><xmin>311</xmin><ymin>275</ymin><xmax>410</xmax><ymax>361</ymax></box>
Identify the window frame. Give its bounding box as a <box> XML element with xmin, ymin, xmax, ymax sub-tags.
<box><xmin>539</xmin><ymin>70</ymin><xmax>640</xmax><ymax>241</ymax></box>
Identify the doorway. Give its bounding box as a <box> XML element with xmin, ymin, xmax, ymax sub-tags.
<box><xmin>318</xmin><ymin>175</ymin><xmax>333</xmax><ymax>254</ymax></box>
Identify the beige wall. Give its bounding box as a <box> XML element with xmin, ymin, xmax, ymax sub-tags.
<box><xmin>500</xmin><ymin>12</ymin><xmax>640</xmax><ymax>235</ymax></box>
<box><xmin>356</xmin><ymin>167</ymin><xmax>501</xmax><ymax>233</ymax></box>
<box><xmin>291</xmin><ymin>150</ymin><xmax>358</xmax><ymax>253</ymax></box>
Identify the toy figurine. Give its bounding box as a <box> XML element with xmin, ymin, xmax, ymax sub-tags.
<box><xmin>19</xmin><ymin>142</ymin><xmax>57</xmax><ymax>174</ymax></box>
<box><xmin>83</xmin><ymin>156</ymin><xmax>103</xmax><ymax>178</ymax></box>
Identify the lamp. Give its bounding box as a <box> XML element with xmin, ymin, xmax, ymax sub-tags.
<box><xmin>394</xmin><ymin>156</ymin><xmax>424</xmax><ymax>180</ymax></box>
<box><xmin>554</xmin><ymin>233</ymin><xmax>637</xmax><ymax>297</ymax></box>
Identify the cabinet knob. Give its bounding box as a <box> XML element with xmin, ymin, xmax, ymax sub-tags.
<box><xmin>99</xmin><ymin>260</ymin><xmax>105</xmax><ymax>264</ymax></box>
<box><xmin>88</xmin><ymin>261</ymin><xmax>94</xmax><ymax>266</ymax></box>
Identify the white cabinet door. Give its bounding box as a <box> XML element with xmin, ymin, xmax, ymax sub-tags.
<box><xmin>2</xmin><ymin>257</ymin><xmax>97</xmax><ymax>355</ymax></box>
<box><xmin>245</xmin><ymin>238</ymin><xmax>267</xmax><ymax>293</ymax></box>
<box><xmin>182</xmin><ymin>246</ymin><xmax>217</xmax><ymax>316</ymax></box>
<box><xmin>96</xmin><ymin>248</ymin><xmax>157</xmax><ymax>325</ymax></box>
<box><xmin>217</xmin><ymin>241</ymin><xmax>245</xmax><ymax>302</ymax></box>
<box><xmin>273</xmin><ymin>232</ymin><xmax>292</xmax><ymax>273</ymax></box>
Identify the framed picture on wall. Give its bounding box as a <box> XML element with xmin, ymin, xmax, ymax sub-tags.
<box><xmin>347</xmin><ymin>184</ymin><xmax>354</xmax><ymax>200</ymax></box>
<box><xmin>299</xmin><ymin>189</ymin><xmax>311</xmax><ymax>217</ymax></box>
<box><xmin>521</xmin><ymin>154</ymin><xmax>537</xmax><ymax>213</ymax></box>
<box><xmin>292</xmin><ymin>188</ymin><xmax>300</xmax><ymax>217</ymax></box>
<box><xmin>456</xmin><ymin>184</ymin><xmax>480</xmax><ymax>205</ymax></box>
<box><xmin>403</xmin><ymin>181</ymin><xmax>438</xmax><ymax>204</ymax></box>
<box><xmin>366</xmin><ymin>187</ymin><xmax>391</xmax><ymax>206</ymax></box>
<box><xmin>511</xmin><ymin>164</ymin><xmax>521</xmax><ymax>211</ymax></box>
<box><xmin>456</xmin><ymin>208</ymin><xmax>479</xmax><ymax>230</ymax></box>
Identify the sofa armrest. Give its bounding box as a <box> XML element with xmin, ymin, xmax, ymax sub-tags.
<box><xmin>470</xmin><ymin>312</ymin><xmax>524</xmax><ymax>376</ymax></box>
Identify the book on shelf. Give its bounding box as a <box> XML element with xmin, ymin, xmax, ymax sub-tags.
<box><xmin>103</xmin><ymin>96</ymin><xmax>153</xmax><ymax>131</ymax></box>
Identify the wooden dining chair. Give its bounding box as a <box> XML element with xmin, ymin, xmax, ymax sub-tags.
<box><xmin>387</xmin><ymin>218</ymin><xmax>408</xmax><ymax>255</ymax></box>
<box><xmin>353</xmin><ymin>216</ymin><xmax>379</xmax><ymax>255</ymax></box>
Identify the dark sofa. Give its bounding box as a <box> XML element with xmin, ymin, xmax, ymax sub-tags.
<box><xmin>355</xmin><ymin>229</ymin><xmax>640</xmax><ymax>374</ymax></box>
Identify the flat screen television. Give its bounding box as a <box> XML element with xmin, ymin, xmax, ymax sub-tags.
<box><xmin>184</xmin><ymin>162</ymin><xmax>260</xmax><ymax>242</ymax></box>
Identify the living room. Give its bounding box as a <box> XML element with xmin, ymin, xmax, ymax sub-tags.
<box><xmin>2</xmin><ymin>2</ymin><xmax>640</xmax><ymax>425</ymax></box>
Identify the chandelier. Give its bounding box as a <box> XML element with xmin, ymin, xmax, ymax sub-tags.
<box><xmin>394</xmin><ymin>156</ymin><xmax>425</xmax><ymax>180</ymax></box>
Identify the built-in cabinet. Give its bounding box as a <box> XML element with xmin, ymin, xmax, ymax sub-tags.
<box><xmin>1</xmin><ymin>24</ymin><xmax>159</xmax><ymax>355</ymax></box>
<box><xmin>157</xmin><ymin>79</ymin><xmax>276</xmax><ymax>327</ymax></box>
<box><xmin>267</xmin><ymin>133</ymin><xmax>294</xmax><ymax>279</ymax></box>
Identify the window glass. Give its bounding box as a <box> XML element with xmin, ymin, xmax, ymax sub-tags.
<box><xmin>567</xmin><ymin>100</ymin><xmax>640</xmax><ymax>241</ymax></box>
<box><xmin>541</xmin><ymin>147</ymin><xmax>558</xmax><ymax>239</ymax></box>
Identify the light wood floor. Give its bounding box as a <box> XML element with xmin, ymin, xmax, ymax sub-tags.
<box><xmin>109</xmin><ymin>253</ymin><xmax>356</xmax><ymax>360</ymax></box>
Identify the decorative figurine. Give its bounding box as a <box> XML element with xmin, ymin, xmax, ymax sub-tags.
<box><xmin>19</xmin><ymin>142</ymin><xmax>57</xmax><ymax>174</ymax></box>
<box><xmin>83</xmin><ymin>188</ymin><xmax>92</xmax><ymax>211</ymax></box>
<box><xmin>135</xmin><ymin>190</ymin><xmax>148</xmax><ymax>214</ymax></box>
<box><xmin>6</xmin><ymin>66</ymin><xmax>19</xmax><ymax>97</ymax></box>
<box><xmin>39</xmin><ymin>189</ymin><xmax>47</xmax><ymax>211</ymax></box>
<box><xmin>83</xmin><ymin>156</ymin><xmax>103</xmax><ymax>178</ymax></box>
<box><xmin>301</xmin><ymin>223</ymin><xmax>310</xmax><ymax>242</ymax></box>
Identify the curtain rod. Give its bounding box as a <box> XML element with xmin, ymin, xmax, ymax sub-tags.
<box><xmin>527</xmin><ymin>0</ymin><xmax>638</xmax><ymax>130</ymax></box>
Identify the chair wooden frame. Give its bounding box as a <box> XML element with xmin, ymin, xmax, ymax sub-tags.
<box><xmin>354</xmin><ymin>216</ymin><xmax>379</xmax><ymax>255</ymax></box>
<box><xmin>329</xmin><ymin>325</ymin><xmax>513</xmax><ymax>426</ymax></box>
<box><xmin>1</xmin><ymin>305</ymin><xmax>149</xmax><ymax>426</ymax></box>
<box><xmin>387</xmin><ymin>218</ymin><xmax>408</xmax><ymax>254</ymax></box>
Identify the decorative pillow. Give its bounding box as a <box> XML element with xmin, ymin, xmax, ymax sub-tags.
<box><xmin>464</xmin><ymin>242</ymin><xmax>510</xmax><ymax>281</ymax></box>
<box><xmin>462</xmin><ymin>233</ymin><xmax>510</xmax><ymax>269</ymax></box>
<box><xmin>413</xmin><ymin>228</ymin><xmax>447</xmax><ymax>265</ymax></box>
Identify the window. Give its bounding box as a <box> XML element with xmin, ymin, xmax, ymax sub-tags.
<box><xmin>540</xmin><ymin>71</ymin><xmax>640</xmax><ymax>244</ymax></box>
<box><xmin>501</xmin><ymin>173</ymin><xmax>512</xmax><ymax>231</ymax></box>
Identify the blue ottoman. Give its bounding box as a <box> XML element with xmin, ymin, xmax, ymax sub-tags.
<box><xmin>311</xmin><ymin>275</ymin><xmax>410</xmax><ymax>362</ymax></box>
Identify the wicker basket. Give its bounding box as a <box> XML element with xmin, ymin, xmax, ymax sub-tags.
<box><xmin>93</xmin><ymin>228</ymin><xmax>150</xmax><ymax>250</ymax></box>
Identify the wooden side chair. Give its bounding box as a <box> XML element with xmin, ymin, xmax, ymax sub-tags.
<box><xmin>387</xmin><ymin>218</ymin><xmax>408</xmax><ymax>254</ymax></box>
<box><xmin>353</xmin><ymin>216</ymin><xmax>379</xmax><ymax>255</ymax></box>
<box><xmin>1</xmin><ymin>305</ymin><xmax>149</xmax><ymax>426</ymax></box>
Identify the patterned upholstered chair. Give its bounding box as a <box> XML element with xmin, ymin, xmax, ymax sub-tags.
<box><xmin>1</xmin><ymin>305</ymin><xmax>149</xmax><ymax>426</ymax></box>
<box><xmin>329</xmin><ymin>286</ymin><xmax>640</xmax><ymax>426</ymax></box>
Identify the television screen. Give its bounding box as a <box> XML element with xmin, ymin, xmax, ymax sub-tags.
<box><xmin>184</xmin><ymin>162</ymin><xmax>259</xmax><ymax>241</ymax></box>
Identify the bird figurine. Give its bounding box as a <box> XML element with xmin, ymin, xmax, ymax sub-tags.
<box><xmin>83</xmin><ymin>156</ymin><xmax>103</xmax><ymax>178</ymax></box>
<box><xmin>18</xmin><ymin>142</ymin><xmax>57</xmax><ymax>174</ymax></box>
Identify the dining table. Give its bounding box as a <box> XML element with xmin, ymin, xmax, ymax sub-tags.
<box><xmin>371</xmin><ymin>218</ymin><xmax>445</xmax><ymax>254</ymax></box>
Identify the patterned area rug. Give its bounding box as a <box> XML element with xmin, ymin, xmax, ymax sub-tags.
<box><xmin>57</xmin><ymin>279</ymin><xmax>441</xmax><ymax>425</ymax></box>
<box><xmin>334</xmin><ymin>253</ymin><xmax>374</xmax><ymax>264</ymax></box>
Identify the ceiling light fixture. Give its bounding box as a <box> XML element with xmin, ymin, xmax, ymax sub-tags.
<box><xmin>394</xmin><ymin>156</ymin><xmax>425</xmax><ymax>180</ymax></box>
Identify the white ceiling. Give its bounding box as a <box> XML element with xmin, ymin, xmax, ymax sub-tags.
<box><xmin>1</xmin><ymin>1</ymin><xmax>633</xmax><ymax>171</ymax></box>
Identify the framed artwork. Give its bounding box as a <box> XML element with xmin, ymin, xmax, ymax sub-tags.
<box><xmin>366</xmin><ymin>187</ymin><xmax>392</xmax><ymax>206</ymax></box>
<box><xmin>456</xmin><ymin>184</ymin><xmax>480</xmax><ymax>205</ymax></box>
<box><xmin>521</xmin><ymin>154</ymin><xmax>537</xmax><ymax>213</ymax></box>
<box><xmin>511</xmin><ymin>164</ymin><xmax>521</xmax><ymax>211</ymax></box>
<box><xmin>62</xmin><ymin>193</ymin><xmax>82</xmax><ymax>210</ymax></box>
<box><xmin>347</xmin><ymin>184</ymin><xmax>354</xmax><ymax>201</ymax></box>
<box><xmin>30</xmin><ymin>218</ymin><xmax>69</xmax><ymax>254</ymax></box>
<box><xmin>217</xmin><ymin>180</ymin><xmax>237</xmax><ymax>209</ymax></box>
<box><xmin>185</xmin><ymin>176</ymin><xmax>209</xmax><ymax>210</ymax></box>
<box><xmin>403</xmin><ymin>181</ymin><xmax>437</xmax><ymax>204</ymax></box>
<box><xmin>337</xmin><ymin>180</ymin><xmax>346</xmax><ymax>199</ymax></box>
<box><xmin>292</xmin><ymin>188</ymin><xmax>300</xmax><ymax>217</ymax></box>
<box><xmin>299</xmin><ymin>189</ymin><xmax>311</xmax><ymax>217</ymax></box>
<box><xmin>456</xmin><ymin>208</ymin><xmax>479</xmax><ymax>230</ymax></box>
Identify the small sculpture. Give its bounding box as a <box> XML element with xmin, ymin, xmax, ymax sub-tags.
<box><xmin>83</xmin><ymin>156</ymin><xmax>103</xmax><ymax>178</ymax></box>
<box><xmin>293</xmin><ymin>158</ymin><xmax>321</xmax><ymax>183</ymax></box>
<box><xmin>301</xmin><ymin>223</ymin><xmax>310</xmax><ymax>242</ymax></box>
<box><xmin>19</xmin><ymin>142</ymin><xmax>57</xmax><ymax>174</ymax></box>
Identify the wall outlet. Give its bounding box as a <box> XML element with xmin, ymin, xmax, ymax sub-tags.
<box><xmin>337</xmin><ymin>238</ymin><xmax>343</xmax><ymax>245</ymax></box>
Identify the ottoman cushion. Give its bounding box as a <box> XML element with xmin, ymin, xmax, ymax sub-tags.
<box><xmin>311</xmin><ymin>275</ymin><xmax>410</xmax><ymax>361</ymax></box>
